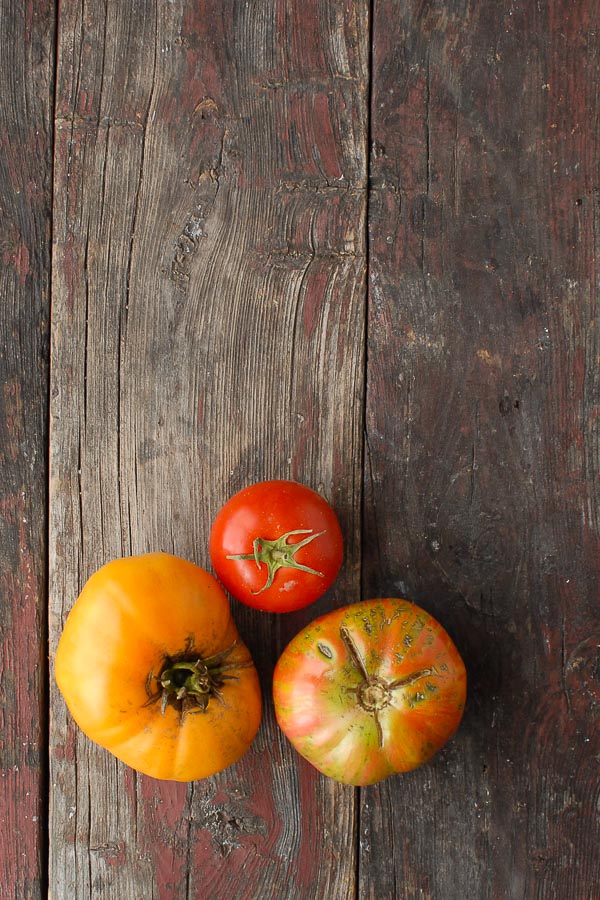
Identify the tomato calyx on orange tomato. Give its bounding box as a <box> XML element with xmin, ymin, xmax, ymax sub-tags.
<box><xmin>226</xmin><ymin>528</ymin><xmax>326</xmax><ymax>594</ymax></box>
<box><xmin>145</xmin><ymin>637</ymin><xmax>252</xmax><ymax>718</ymax></box>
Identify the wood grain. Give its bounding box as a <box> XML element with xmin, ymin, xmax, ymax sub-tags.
<box><xmin>0</xmin><ymin>0</ymin><xmax>591</xmax><ymax>895</ymax></box>
<box><xmin>49</xmin><ymin>1</ymin><xmax>368</xmax><ymax>897</ymax></box>
<box><xmin>364</xmin><ymin>1</ymin><xmax>600</xmax><ymax>898</ymax></box>
<box><xmin>0</xmin><ymin>1</ymin><xmax>54</xmax><ymax>896</ymax></box>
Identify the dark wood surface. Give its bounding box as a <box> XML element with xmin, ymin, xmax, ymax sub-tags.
<box><xmin>1</xmin><ymin>1</ymin><xmax>598</xmax><ymax>898</ymax></box>
<box><xmin>0</xmin><ymin>0</ymin><xmax>55</xmax><ymax>896</ymax></box>
<box><xmin>363</xmin><ymin>2</ymin><xmax>600</xmax><ymax>897</ymax></box>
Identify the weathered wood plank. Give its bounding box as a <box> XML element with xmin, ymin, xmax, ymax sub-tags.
<box><xmin>49</xmin><ymin>1</ymin><xmax>368</xmax><ymax>897</ymax></box>
<box><xmin>364</xmin><ymin>1</ymin><xmax>600</xmax><ymax>897</ymax></box>
<box><xmin>0</xmin><ymin>1</ymin><xmax>55</xmax><ymax>896</ymax></box>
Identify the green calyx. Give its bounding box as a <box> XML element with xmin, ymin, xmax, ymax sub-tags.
<box><xmin>146</xmin><ymin>640</ymin><xmax>247</xmax><ymax>718</ymax></box>
<box><xmin>227</xmin><ymin>528</ymin><xmax>326</xmax><ymax>594</ymax></box>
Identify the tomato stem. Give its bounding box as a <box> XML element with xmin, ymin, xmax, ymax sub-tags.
<box><xmin>339</xmin><ymin>625</ymin><xmax>440</xmax><ymax>749</ymax></box>
<box><xmin>339</xmin><ymin>625</ymin><xmax>370</xmax><ymax>681</ymax></box>
<box><xmin>388</xmin><ymin>667</ymin><xmax>437</xmax><ymax>690</ymax></box>
<box><xmin>226</xmin><ymin>529</ymin><xmax>326</xmax><ymax>594</ymax></box>
<box><xmin>146</xmin><ymin>640</ymin><xmax>250</xmax><ymax>719</ymax></box>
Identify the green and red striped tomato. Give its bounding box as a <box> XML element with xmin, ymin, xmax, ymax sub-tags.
<box><xmin>273</xmin><ymin>598</ymin><xmax>467</xmax><ymax>785</ymax></box>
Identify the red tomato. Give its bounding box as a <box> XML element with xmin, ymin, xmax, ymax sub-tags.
<box><xmin>209</xmin><ymin>480</ymin><xmax>343</xmax><ymax>612</ymax></box>
<box><xmin>273</xmin><ymin>599</ymin><xmax>467</xmax><ymax>785</ymax></box>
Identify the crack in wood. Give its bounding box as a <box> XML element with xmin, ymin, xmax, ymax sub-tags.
<box><xmin>193</xmin><ymin>795</ymin><xmax>268</xmax><ymax>858</ymax></box>
<box><xmin>170</xmin><ymin>171</ymin><xmax>222</xmax><ymax>291</ymax></box>
<box><xmin>55</xmin><ymin>116</ymin><xmax>145</xmax><ymax>130</ymax></box>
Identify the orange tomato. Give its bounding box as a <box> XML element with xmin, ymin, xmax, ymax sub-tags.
<box><xmin>273</xmin><ymin>599</ymin><xmax>466</xmax><ymax>785</ymax></box>
<box><xmin>55</xmin><ymin>553</ymin><xmax>262</xmax><ymax>781</ymax></box>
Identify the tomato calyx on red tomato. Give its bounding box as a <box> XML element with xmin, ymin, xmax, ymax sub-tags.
<box><xmin>339</xmin><ymin>624</ymin><xmax>438</xmax><ymax>749</ymax></box>
<box><xmin>226</xmin><ymin>528</ymin><xmax>326</xmax><ymax>594</ymax></box>
<box><xmin>146</xmin><ymin>637</ymin><xmax>251</xmax><ymax>719</ymax></box>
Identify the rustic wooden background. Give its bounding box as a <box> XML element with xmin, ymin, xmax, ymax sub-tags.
<box><xmin>1</xmin><ymin>0</ymin><xmax>599</xmax><ymax>897</ymax></box>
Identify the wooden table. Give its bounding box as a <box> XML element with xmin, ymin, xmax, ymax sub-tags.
<box><xmin>2</xmin><ymin>1</ymin><xmax>599</xmax><ymax>897</ymax></box>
